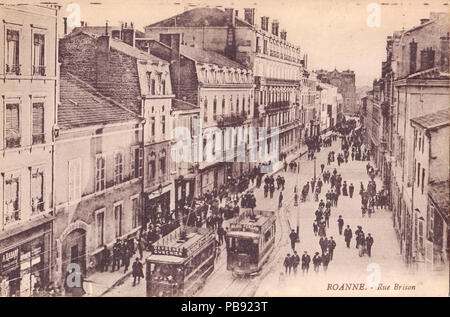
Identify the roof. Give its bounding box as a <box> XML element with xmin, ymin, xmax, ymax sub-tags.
<box><xmin>71</xmin><ymin>26</ymin><xmax>145</xmax><ymax>38</ymax></box>
<box><xmin>110</xmin><ymin>38</ymin><xmax>166</xmax><ymax>63</ymax></box>
<box><xmin>146</xmin><ymin>7</ymin><xmax>250</xmax><ymax>28</ymax></box>
<box><xmin>428</xmin><ymin>180</ymin><xmax>449</xmax><ymax>222</ymax></box>
<box><xmin>146</xmin><ymin>254</ymin><xmax>185</xmax><ymax>264</ymax></box>
<box><xmin>59</xmin><ymin>71</ymin><xmax>140</xmax><ymax>130</ymax></box>
<box><xmin>410</xmin><ymin>108</ymin><xmax>450</xmax><ymax>130</ymax></box>
<box><xmin>172</xmin><ymin>99</ymin><xmax>200</xmax><ymax>111</ymax></box>
<box><xmin>226</xmin><ymin>231</ymin><xmax>260</xmax><ymax>239</ymax></box>
<box><xmin>180</xmin><ymin>45</ymin><xmax>247</xmax><ymax>70</ymax></box>
<box><xmin>67</xmin><ymin>29</ymin><xmax>166</xmax><ymax>64</ymax></box>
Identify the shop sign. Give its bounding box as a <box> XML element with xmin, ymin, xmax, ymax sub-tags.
<box><xmin>1</xmin><ymin>248</ymin><xmax>19</xmax><ymax>272</ymax></box>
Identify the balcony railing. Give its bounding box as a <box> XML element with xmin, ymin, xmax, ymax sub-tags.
<box><xmin>32</xmin><ymin>133</ymin><xmax>45</xmax><ymax>145</ymax></box>
<box><xmin>4</xmin><ymin>210</ymin><xmax>21</xmax><ymax>225</ymax></box>
<box><xmin>32</xmin><ymin>65</ymin><xmax>46</xmax><ymax>76</ymax></box>
<box><xmin>32</xmin><ymin>199</ymin><xmax>45</xmax><ymax>214</ymax></box>
<box><xmin>5</xmin><ymin>136</ymin><xmax>21</xmax><ymax>149</ymax></box>
<box><xmin>216</xmin><ymin>113</ymin><xmax>247</xmax><ymax>127</ymax></box>
<box><xmin>265</xmin><ymin>101</ymin><xmax>290</xmax><ymax>112</ymax></box>
<box><xmin>5</xmin><ymin>64</ymin><xmax>21</xmax><ymax>75</ymax></box>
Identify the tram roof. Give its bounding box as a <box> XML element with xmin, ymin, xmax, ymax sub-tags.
<box><xmin>147</xmin><ymin>226</ymin><xmax>214</xmax><ymax>261</ymax></box>
<box><xmin>226</xmin><ymin>231</ymin><xmax>261</xmax><ymax>239</ymax></box>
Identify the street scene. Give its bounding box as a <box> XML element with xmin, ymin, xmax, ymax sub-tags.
<box><xmin>0</xmin><ymin>0</ymin><xmax>448</xmax><ymax>298</ymax></box>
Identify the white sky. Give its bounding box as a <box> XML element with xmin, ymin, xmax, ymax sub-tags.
<box><xmin>8</xmin><ymin>0</ymin><xmax>449</xmax><ymax>86</ymax></box>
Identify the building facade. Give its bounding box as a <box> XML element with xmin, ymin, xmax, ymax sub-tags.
<box><xmin>364</xmin><ymin>11</ymin><xmax>449</xmax><ymax>269</ymax></box>
<box><xmin>316</xmin><ymin>68</ymin><xmax>357</xmax><ymax>115</ymax></box>
<box><xmin>144</xmin><ymin>7</ymin><xmax>304</xmax><ymax>167</ymax></box>
<box><xmin>0</xmin><ymin>4</ymin><xmax>59</xmax><ymax>297</ymax></box>
<box><xmin>54</xmin><ymin>71</ymin><xmax>143</xmax><ymax>284</ymax></box>
<box><xmin>59</xmin><ymin>26</ymin><xmax>177</xmax><ymax>237</ymax></box>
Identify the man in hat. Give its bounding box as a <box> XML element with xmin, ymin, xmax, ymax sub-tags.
<box><xmin>344</xmin><ymin>225</ymin><xmax>352</xmax><ymax>248</ymax></box>
<box><xmin>337</xmin><ymin>216</ymin><xmax>344</xmax><ymax>235</ymax></box>
<box><xmin>289</xmin><ymin>229</ymin><xmax>297</xmax><ymax>250</ymax></box>
<box><xmin>132</xmin><ymin>257</ymin><xmax>144</xmax><ymax>287</ymax></box>
<box><xmin>283</xmin><ymin>254</ymin><xmax>292</xmax><ymax>275</ymax></box>
<box><xmin>366</xmin><ymin>233</ymin><xmax>374</xmax><ymax>257</ymax></box>
<box><xmin>312</xmin><ymin>252</ymin><xmax>322</xmax><ymax>273</ymax></box>
<box><xmin>301</xmin><ymin>251</ymin><xmax>311</xmax><ymax>275</ymax></box>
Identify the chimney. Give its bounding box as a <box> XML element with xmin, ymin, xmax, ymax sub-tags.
<box><xmin>420</xmin><ymin>18</ymin><xmax>430</xmax><ymax>24</ymax></box>
<box><xmin>272</xmin><ymin>20</ymin><xmax>279</xmax><ymax>36</ymax></box>
<box><xmin>80</xmin><ymin>21</ymin><xmax>84</xmax><ymax>27</ymax></box>
<box><xmin>280</xmin><ymin>30</ymin><xmax>287</xmax><ymax>40</ymax></box>
<box><xmin>63</xmin><ymin>17</ymin><xmax>67</xmax><ymax>35</ymax></box>
<box><xmin>440</xmin><ymin>34</ymin><xmax>449</xmax><ymax>72</ymax></box>
<box><xmin>122</xmin><ymin>22</ymin><xmax>136</xmax><ymax>47</ymax></box>
<box><xmin>105</xmin><ymin>20</ymin><xmax>109</xmax><ymax>36</ymax></box>
<box><xmin>96</xmin><ymin>34</ymin><xmax>111</xmax><ymax>87</ymax></box>
<box><xmin>167</xmin><ymin>34</ymin><xmax>181</xmax><ymax>98</ymax></box>
<box><xmin>244</xmin><ymin>8</ymin><xmax>255</xmax><ymax>25</ymax></box>
<box><xmin>409</xmin><ymin>39</ymin><xmax>417</xmax><ymax>74</ymax></box>
<box><xmin>224</xmin><ymin>8</ymin><xmax>235</xmax><ymax>26</ymax></box>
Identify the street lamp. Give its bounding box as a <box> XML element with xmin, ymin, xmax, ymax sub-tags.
<box><xmin>313</xmin><ymin>155</ymin><xmax>317</xmax><ymax>180</ymax></box>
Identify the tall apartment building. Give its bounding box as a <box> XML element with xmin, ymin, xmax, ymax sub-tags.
<box><xmin>0</xmin><ymin>4</ymin><xmax>59</xmax><ymax>296</ymax></box>
<box><xmin>367</xmin><ymin>12</ymin><xmax>449</xmax><ymax>269</ymax></box>
<box><xmin>143</xmin><ymin>7</ymin><xmax>304</xmax><ymax>166</ymax></box>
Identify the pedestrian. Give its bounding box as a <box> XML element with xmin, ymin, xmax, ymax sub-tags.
<box><xmin>320</xmin><ymin>163</ymin><xmax>325</xmax><ymax>174</ymax></box>
<box><xmin>344</xmin><ymin>225</ymin><xmax>352</xmax><ymax>248</ymax></box>
<box><xmin>217</xmin><ymin>226</ymin><xmax>225</xmax><ymax>245</ymax></box>
<box><xmin>319</xmin><ymin>236</ymin><xmax>328</xmax><ymax>254</ymax></box>
<box><xmin>313</xmin><ymin>220</ymin><xmax>318</xmax><ymax>236</ymax></box>
<box><xmin>366</xmin><ymin>233</ymin><xmax>374</xmax><ymax>257</ymax></box>
<box><xmin>322</xmin><ymin>251</ymin><xmax>330</xmax><ymax>272</ymax></box>
<box><xmin>279</xmin><ymin>191</ymin><xmax>283</xmax><ymax>209</ymax></box>
<box><xmin>349</xmin><ymin>183</ymin><xmax>354</xmax><ymax>198</ymax></box>
<box><xmin>292</xmin><ymin>251</ymin><xmax>300</xmax><ymax>275</ymax></box>
<box><xmin>112</xmin><ymin>239</ymin><xmax>121</xmax><ymax>272</ymax></box>
<box><xmin>132</xmin><ymin>258</ymin><xmax>144</xmax><ymax>286</ymax></box>
<box><xmin>100</xmin><ymin>245</ymin><xmax>110</xmax><ymax>272</ymax></box>
<box><xmin>328</xmin><ymin>237</ymin><xmax>336</xmax><ymax>261</ymax></box>
<box><xmin>312</xmin><ymin>252</ymin><xmax>322</xmax><ymax>273</ymax></box>
<box><xmin>123</xmin><ymin>248</ymin><xmax>131</xmax><ymax>273</ymax></box>
<box><xmin>289</xmin><ymin>229</ymin><xmax>297</xmax><ymax>250</ymax></box>
<box><xmin>337</xmin><ymin>216</ymin><xmax>344</xmax><ymax>235</ymax></box>
<box><xmin>283</xmin><ymin>254</ymin><xmax>292</xmax><ymax>275</ymax></box>
<box><xmin>301</xmin><ymin>251</ymin><xmax>311</xmax><ymax>275</ymax></box>
<box><xmin>324</xmin><ymin>208</ymin><xmax>330</xmax><ymax>228</ymax></box>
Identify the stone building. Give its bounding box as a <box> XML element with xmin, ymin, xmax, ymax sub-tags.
<box><xmin>365</xmin><ymin>12</ymin><xmax>449</xmax><ymax>268</ymax></box>
<box><xmin>0</xmin><ymin>4</ymin><xmax>59</xmax><ymax>296</ymax></box>
<box><xmin>316</xmin><ymin>68</ymin><xmax>357</xmax><ymax>115</ymax></box>
<box><xmin>318</xmin><ymin>83</ymin><xmax>338</xmax><ymax>133</ymax></box>
<box><xmin>54</xmin><ymin>71</ymin><xmax>143</xmax><ymax>284</ymax></box>
<box><xmin>410</xmin><ymin>109</ymin><xmax>449</xmax><ymax>272</ymax></box>
<box><xmin>59</xmin><ymin>26</ymin><xmax>177</xmax><ymax>237</ymax></box>
<box><xmin>143</xmin><ymin>7</ymin><xmax>304</xmax><ymax>165</ymax></box>
<box><xmin>300</xmin><ymin>71</ymin><xmax>320</xmax><ymax>138</ymax></box>
<box><xmin>141</xmin><ymin>34</ymin><xmax>255</xmax><ymax>196</ymax></box>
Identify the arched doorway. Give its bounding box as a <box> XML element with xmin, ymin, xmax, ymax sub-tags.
<box><xmin>62</xmin><ymin>228</ymin><xmax>86</xmax><ymax>276</ymax></box>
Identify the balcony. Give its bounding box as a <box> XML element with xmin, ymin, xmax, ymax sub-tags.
<box><xmin>5</xmin><ymin>64</ymin><xmax>21</xmax><ymax>75</ymax></box>
<box><xmin>5</xmin><ymin>136</ymin><xmax>21</xmax><ymax>149</ymax></box>
<box><xmin>32</xmin><ymin>65</ymin><xmax>46</xmax><ymax>76</ymax></box>
<box><xmin>4</xmin><ymin>209</ymin><xmax>21</xmax><ymax>225</ymax></box>
<box><xmin>216</xmin><ymin>113</ymin><xmax>247</xmax><ymax>127</ymax></box>
<box><xmin>265</xmin><ymin>101</ymin><xmax>290</xmax><ymax>112</ymax></box>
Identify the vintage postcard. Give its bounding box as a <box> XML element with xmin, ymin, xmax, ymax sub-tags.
<box><xmin>0</xmin><ymin>0</ymin><xmax>448</xmax><ymax>300</ymax></box>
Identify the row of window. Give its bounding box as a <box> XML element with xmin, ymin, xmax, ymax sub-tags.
<box><xmin>68</xmin><ymin>148</ymin><xmax>144</xmax><ymax>202</ymax></box>
<box><xmin>203</xmin><ymin>95</ymin><xmax>252</xmax><ymax>123</ymax></box>
<box><xmin>4</xmin><ymin>102</ymin><xmax>45</xmax><ymax>149</ymax></box>
<box><xmin>255</xmin><ymin>36</ymin><xmax>301</xmax><ymax>63</ymax></box>
<box><xmin>267</xmin><ymin>110</ymin><xmax>294</xmax><ymax>128</ymax></box>
<box><xmin>146</xmin><ymin>71</ymin><xmax>167</xmax><ymax>96</ymax></box>
<box><xmin>257</xmin><ymin>89</ymin><xmax>294</xmax><ymax>105</ymax></box>
<box><xmin>95</xmin><ymin>196</ymin><xmax>142</xmax><ymax>248</ymax></box>
<box><xmin>6</xmin><ymin>29</ymin><xmax>46</xmax><ymax>76</ymax></box>
<box><xmin>3</xmin><ymin>170</ymin><xmax>45</xmax><ymax>226</ymax></box>
<box><xmin>200</xmin><ymin>68</ymin><xmax>251</xmax><ymax>85</ymax></box>
<box><xmin>148</xmin><ymin>115</ymin><xmax>166</xmax><ymax>138</ymax></box>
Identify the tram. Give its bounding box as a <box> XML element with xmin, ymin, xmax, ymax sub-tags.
<box><xmin>145</xmin><ymin>226</ymin><xmax>215</xmax><ymax>297</ymax></box>
<box><xmin>225</xmin><ymin>209</ymin><xmax>276</xmax><ymax>277</ymax></box>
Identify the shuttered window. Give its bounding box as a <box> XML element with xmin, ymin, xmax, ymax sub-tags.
<box><xmin>5</xmin><ymin>103</ymin><xmax>20</xmax><ymax>148</ymax></box>
<box><xmin>31</xmin><ymin>171</ymin><xmax>44</xmax><ymax>213</ymax></box>
<box><xmin>33</xmin><ymin>34</ymin><xmax>45</xmax><ymax>75</ymax></box>
<box><xmin>32</xmin><ymin>103</ymin><xmax>44</xmax><ymax>144</ymax></box>
<box><xmin>6</xmin><ymin>30</ymin><xmax>19</xmax><ymax>74</ymax></box>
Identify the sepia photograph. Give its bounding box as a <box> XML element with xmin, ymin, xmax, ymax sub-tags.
<box><xmin>0</xmin><ymin>0</ymin><xmax>448</xmax><ymax>301</ymax></box>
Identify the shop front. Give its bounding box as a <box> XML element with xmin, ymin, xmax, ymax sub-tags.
<box><xmin>145</xmin><ymin>184</ymin><xmax>172</xmax><ymax>229</ymax></box>
<box><xmin>0</xmin><ymin>219</ymin><xmax>52</xmax><ymax>297</ymax></box>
